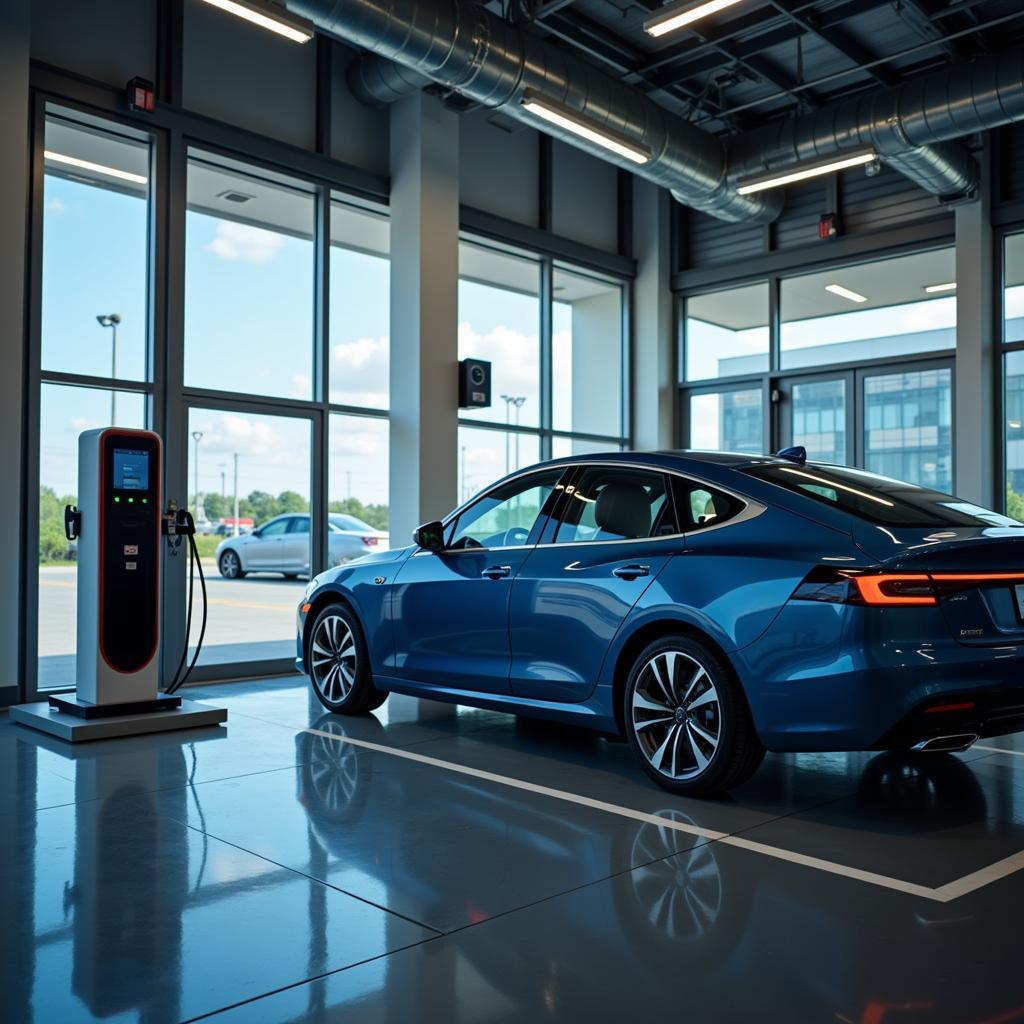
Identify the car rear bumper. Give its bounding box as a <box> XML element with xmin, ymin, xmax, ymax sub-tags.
<box><xmin>734</xmin><ymin>603</ymin><xmax>1024</xmax><ymax>751</ymax></box>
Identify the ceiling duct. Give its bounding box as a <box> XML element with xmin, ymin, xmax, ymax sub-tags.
<box><xmin>287</xmin><ymin>0</ymin><xmax>781</xmax><ymax>224</ymax></box>
<box><xmin>290</xmin><ymin>0</ymin><xmax>1024</xmax><ymax>222</ymax></box>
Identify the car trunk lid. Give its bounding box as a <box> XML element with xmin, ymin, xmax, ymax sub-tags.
<box><xmin>854</xmin><ymin>523</ymin><xmax>1024</xmax><ymax>645</ymax></box>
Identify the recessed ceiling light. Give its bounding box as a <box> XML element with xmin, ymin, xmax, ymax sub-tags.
<box><xmin>644</xmin><ymin>0</ymin><xmax>746</xmax><ymax>37</ymax></box>
<box><xmin>924</xmin><ymin>282</ymin><xmax>957</xmax><ymax>294</ymax></box>
<box><xmin>736</xmin><ymin>148</ymin><xmax>877</xmax><ymax>196</ymax></box>
<box><xmin>217</xmin><ymin>189</ymin><xmax>255</xmax><ymax>204</ymax></box>
<box><xmin>44</xmin><ymin>150</ymin><xmax>148</xmax><ymax>185</ymax></box>
<box><xmin>197</xmin><ymin>0</ymin><xmax>314</xmax><ymax>43</ymax></box>
<box><xmin>826</xmin><ymin>284</ymin><xmax>868</xmax><ymax>303</ymax></box>
<box><xmin>520</xmin><ymin>92</ymin><xmax>650</xmax><ymax>165</ymax></box>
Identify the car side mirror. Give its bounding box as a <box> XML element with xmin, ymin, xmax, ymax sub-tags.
<box><xmin>413</xmin><ymin>520</ymin><xmax>445</xmax><ymax>553</ymax></box>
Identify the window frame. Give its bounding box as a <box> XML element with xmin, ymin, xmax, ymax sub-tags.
<box><xmin>548</xmin><ymin>464</ymin><xmax>678</xmax><ymax>546</ymax></box>
<box><xmin>442</xmin><ymin>466</ymin><xmax>571</xmax><ymax>552</ymax></box>
<box><xmin>456</xmin><ymin>237</ymin><xmax>631</xmax><ymax>494</ymax></box>
<box><xmin>677</xmin><ymin>245</ymin><xmax>960</xmax><ymax>492</ymax></box>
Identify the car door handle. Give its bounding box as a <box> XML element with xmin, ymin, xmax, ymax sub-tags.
<box><xmin>612</xmin><ymin>564</ymin><xmax>650</xmax><ymax>581</ymax></box>
<box><xmin>481</xmin><ymin>565</ymin><xmax>512</xmax><ymax>580</ymax></box>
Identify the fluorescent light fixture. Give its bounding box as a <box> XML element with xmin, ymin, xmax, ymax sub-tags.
<box><xmin>924</xmin><ymin>282</ymin><xmax>957</xmax><ymax>294</ymax></box>
<box><xmin>44</xmin><ymin>151</ymin><xmax>148</xmax><ymax>185</ymax></box>
<box><xmin>736</xmin><ymin>147</ymin><xmax>877</xmax><ymax>196</ymax></box>
<box><xmin>644</xmin><ymin>0</ymin><xmax>746</xmax><ymax>37</ymax></box>
<box><xmin>197</xmin><ymin>0</ymin><xmax>314</xmax><ymax>43</ymax></box>
<box><xmin>520</xmin><ymin>92</ymin><xmax>650</xmax><ymax>165</ymax></box>
<box><xmin>825</xmin><ymin>284</ymin><xmax>868</xmax><ymax>303</ymax></box>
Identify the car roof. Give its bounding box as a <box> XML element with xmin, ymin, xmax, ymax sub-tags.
<box><xmin>535</xmin><ymin>450</ymin><xmax>787</xmax><ymax>472</ymax></box>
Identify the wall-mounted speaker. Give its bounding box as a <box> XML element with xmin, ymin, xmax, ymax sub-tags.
<box><xmin>458</xmin><ymin>358</ymin><xmax>491</xmax><ymax>409</ymax></box>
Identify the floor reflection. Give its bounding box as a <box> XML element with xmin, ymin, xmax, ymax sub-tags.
<box><xmin>5</xmin><ymin>701</ymin><xmax>1024</xmax><ymax>1024</ymax></box>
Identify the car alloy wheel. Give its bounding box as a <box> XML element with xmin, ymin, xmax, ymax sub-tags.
<box><xmin>310</xmin><ymin>612</ymin><xmax>358</xmax><ymax>705</ymax></box>
<box><xmin>219</xmin><ymin>550</ymin><xmax>241</xmax><ymax>579</ymax></box>
<box><xmin>631</xmin><ymin>649</ymin><xmax>722</xmax><ymax>781</ymax></box>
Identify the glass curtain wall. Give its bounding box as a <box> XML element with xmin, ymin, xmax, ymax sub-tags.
<box><xmin>30</xmin><ymin>110</ymin><xmax>394</xmax><ymax>688</ymax></box>
<box><xmin>1004</xmin><ymin>233</ymin><xmax>1024</xmax><ymax>518</ymax></box>
<box><xmin>458</xmin><ymin>241</ymin><xmax>628</xmax><ymax>502</ymax></box>
<box><xmin>680</xmin><ymin>248</ymin><xmax>956</xmax><ymax>490</ymax></box>
<box><xmin>36</xmin><ymin>110</ymin><xmax>154</xmax><ymax>689</ymax></box>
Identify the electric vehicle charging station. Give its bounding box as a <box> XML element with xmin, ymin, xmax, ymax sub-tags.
<box><xmin>12</xmin><ymin>428</ymin><xmax>226</xmax><ymax>741</ymax></box>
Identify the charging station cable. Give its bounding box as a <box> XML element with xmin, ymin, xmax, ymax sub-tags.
<box><xmin>162</xmin><ymin>505</ymin><xmax>208</xmax><ymax>695</ymax></box>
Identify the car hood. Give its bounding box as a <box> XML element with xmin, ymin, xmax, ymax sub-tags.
<box><xmin>318</xmin><ymin>544</ymin><xmax>413</xmax><ymax>580</ymax></box>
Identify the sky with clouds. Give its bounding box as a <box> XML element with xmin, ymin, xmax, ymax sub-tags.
<box><xmin>38</xmin><ymin>174</ymin><xmax>585</xmax><ymax>508</ymax></box>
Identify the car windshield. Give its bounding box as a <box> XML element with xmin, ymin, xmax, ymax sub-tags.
<box><xmin>329</xmin><ymin>514</ymin><xmax>373</xmax><ymax>533</ymax></box>
<box><xmin>743</xmin><ymin>463</ymin><xmax>1023</xmax><ymax>528</ymax></box>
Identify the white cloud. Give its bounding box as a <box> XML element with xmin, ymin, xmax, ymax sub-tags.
<box><xmin>48</xmin><ymin>198</ymin><xmax>65</xmax><ymax>215</ymax></box>
<box><xmin>194</xmin><ymin>413</ymin><xmax>296</xmax><ymax>467</ymax></box>
<box><xmin>206</xmin><ymin>220</ymin><xmax>285</xmax><ymax>264</ymax></box>
<box><xmin>329</xmin><ymin>335</ymin><xmax>389</xmax><ymax>407</ymax></box>
<box><xmin>69</xmin><ymin>415</ymin><xmax>99</xmax><ymax>434</ymax></box>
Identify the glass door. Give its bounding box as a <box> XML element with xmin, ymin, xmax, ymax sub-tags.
<box><xmin>776</xmin><ymin>361</ymin><xmax>953</xmax><ymax>491</ymax></box>
<box><xmin>777</xmin><ymin>373</ymin><xmax>851</xmax><ymax>466</ymax></box>
<box><xmin>858</xmin><ymin>363</ymin><xmax>953</xmax><ymax>492</ymax></box>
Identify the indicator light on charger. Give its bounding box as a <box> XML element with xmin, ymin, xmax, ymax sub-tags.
<box><xmin>114</xmin><ymin>496</ymin><xmax>120</xmax><ymax>503</ymax></box>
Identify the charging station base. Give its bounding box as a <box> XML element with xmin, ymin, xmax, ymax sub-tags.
<box><xmin>10</xmin><ymin>698</ymin><xmax>227</xmax><ymax>742</ymax></box>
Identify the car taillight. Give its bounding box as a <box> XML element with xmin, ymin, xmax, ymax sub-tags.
<box><xmin>851</xmin><ymin>574</ymin><xmax>937</xmax><ymax>606</ymax></box>
<box><xmin>795</xmin><ymin>567</ymin><xmax>1024</xmax><ymax>607</ymax></box>
<box><xmin>792</xmin><ymin>567</ymin><xmax>937</xmax><ymax>606</ymax></box>
<box><xmin>361</xmin><ymin>536</ymin><xmax>378</xmax><ymax>546</ymax></box>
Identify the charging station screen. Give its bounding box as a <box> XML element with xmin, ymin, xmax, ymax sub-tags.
<box><xmin>113</xmin><ymin>448</ymin><xmax>149</xmax><ymax>491</ymax></box>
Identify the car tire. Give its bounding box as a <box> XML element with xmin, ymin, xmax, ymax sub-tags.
<box><xmin>218</xmin><ymin>549</ymin><xmax>245</xmax><ymax>579</ymax></box>
<box><xmin>283</xmin><ymin>573</ymin><xmax>300</xmax><ymax>580</ymax></box>
<box><xmin>308</xmin><ymin>602</ymin><xmax>389</xmax><ymax>715</ymax></box>
<box><xmin>624</xmin><ymin>635</ymin><xmax>764</xmax><ymax>797</ymax></box>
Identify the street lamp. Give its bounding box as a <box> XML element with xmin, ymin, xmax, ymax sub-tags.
<box><xmin>232</xmin><ymin>452</ymin><xmax>240</xmax><ymax>537</ymax></box>
<box><xmin>192</xmin><ymin>431</ymin><xmax>203</xmax><ymax>521</ymax></box>
<box><xmin>96</xmin><ymin>313</ymin><xmax>122</xmax><ymax>424</ymax></box>
<box><xmin>500</xmin><ymin>394</ymin><xmax>527</xmax><ymax>471</ymax></box>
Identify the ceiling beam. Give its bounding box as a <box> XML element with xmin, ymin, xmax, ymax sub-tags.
<box><xmin>635</xmin><ymin>0</ymin><xmax>895</xmax><ymax>86</ymax></box>
<box><xmin>767</xmin><ymin>0</ymin><xmax>898</xmax><ymax>88</ymax></box>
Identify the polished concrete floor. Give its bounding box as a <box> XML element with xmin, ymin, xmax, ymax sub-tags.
<box><xmin>4</xmin><ymin>676</ymin><xmax>1024</xmax><ymax>1023</ymax></box>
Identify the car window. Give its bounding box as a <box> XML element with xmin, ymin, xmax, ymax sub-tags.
<box><xmin>553</xmin><ymin>467</ymin><xmax>674</xmax><ymax>543</ymax></box>
<box><xmin>287</xmin><ymin>516</ymin><xmax>310</xmax><ymax>534</ymax></box>
<box><xmin>259</xmin><ymin>518</ymin><xmax>290</xmax><ymax>537</ymax></box>
<box><xmin>330</xmin><ymin>514</ymin><xmax>372</xmax><ymax>532</ymax></box>
<box><xmin>744</xmin><ymin>464</ymin><xmax>1023</xmax><ymax>528</ymax></box>
<box><xmin>678</xmin><ymin>482</ymin><xmax>744</xmax><ymax>531</ymax></box>
<box><xmin>447</xmin><ymin>470</ymin><xmax>563</xmax><ymax>550</ymax></box>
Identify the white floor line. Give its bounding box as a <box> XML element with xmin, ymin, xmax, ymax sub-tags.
<box><xmin>935</xmin><ymin>849</ymin><xmax>1024</xmax><ymax>901</ymax></box>
<box><xmin>297</xmin><ymin>724</ymin><xmax>953</xmax><ymax>901</ymax></box>
<box><xmin>976</xmin><ymin>745</ymin><xmax>1024</xmax><ymax>757</ymax></box>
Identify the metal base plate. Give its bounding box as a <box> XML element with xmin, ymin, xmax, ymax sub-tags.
<box><xmin>9</xmin><ymin>698</ymin><xmax>227</xmax><ymax>742</ymax></box>
<box><xmin>47</xmin><ymin>693</ymin><xmax>182</xmax><ymax>719</ymax></box>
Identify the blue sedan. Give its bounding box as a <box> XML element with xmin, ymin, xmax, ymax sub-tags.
<box><xmin>296</xmin><ymin>450</ymin><xmax>1024</xmax><ymax>795</ymax></box>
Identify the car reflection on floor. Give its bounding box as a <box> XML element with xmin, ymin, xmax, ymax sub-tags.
<box><xmin>293</xmin><ymin>715</ymin><xmax>1021</xmax><ymax>1024</ymax></box>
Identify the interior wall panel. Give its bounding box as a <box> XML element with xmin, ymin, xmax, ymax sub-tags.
<box><xmin>551</xmin><ymin>139</ymin><xmax>618</xmax><ymax>252</ymax></box>
<box><xmin>182</xmin><ymin>0</ymin><xmax>316</xmax><ymax>151</ymax></box>
<box><xmin>30</xmin><ymin>0</ymin><xmax>156</xmax><ymax>86</ymax></box>
<box><xmin>330</xmin><ymin>43</ymin><xmax>390</xmax><ymax>176</ymax></box>
<box><xmin>459</xmin><ymin>108</ymin><xmax>539</xmax><ymax>227</ymax></box>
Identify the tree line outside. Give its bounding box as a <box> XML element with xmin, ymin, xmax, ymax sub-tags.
<box><xmin>39</xmin><ymin>485</ymin><xmax>389</xmax><ymax>564</ymax></box>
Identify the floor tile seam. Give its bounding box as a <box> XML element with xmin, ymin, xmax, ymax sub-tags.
<box><xmin>173</xmin><ymin>812</ymin><xmax>448</xmax><ymax>936</ymax></box>
<box><xmin>182</xmin><ymin>934</ymin><xmax>446</xmax><ymax>1023</ymax></box>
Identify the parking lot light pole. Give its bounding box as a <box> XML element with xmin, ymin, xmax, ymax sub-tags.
<box><xmin>96</xmin><ymin>313</ymin><xmax>121</xmax><ymax>424</ymax></box>
<box><xmin>233</xmin><ymin>452</ymin><xmax>239</xmax><ymax>537</ymax></box>
<box><xmin>192</xmin><ymin>431</ymin><xmax>203</xmax><ymax>520</ymax></box>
